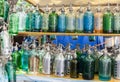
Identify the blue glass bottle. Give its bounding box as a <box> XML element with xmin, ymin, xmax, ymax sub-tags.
<box><xmin>66</xmin><ymin>4</ymin><xmax>75</xmax><ymax>33</ymax></box>
<box><xmin>84</xmin><ymin>3</ymin><xmax>94</xmax><ymax>33</ymax></box>
<box><xmin>33</xmin><ymin>5</ymin><xmax>41</xmax><ymax>32</ymax></box>
<box><xmin>75</xmin><ymin>7</ymin><xmax>84</xmax><ymax>33</ymax></box>
<box><xmin>57</xmin><ymin>5</ymin><xmax>66</xmax><ymax>32</ymax></box>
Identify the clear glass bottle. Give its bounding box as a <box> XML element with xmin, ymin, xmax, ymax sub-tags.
<box><xmin>113</xmin><ymin>49</ymin><xmax>120</xmax><ymax>79</ymax></box>
<box><xmin>17</xmin><ymin>3</ymin><xmax>27</xmax><ymax>32</ymax></box>
<box><xmin>5</xmin><ymin>56</ymin><xmax>16</xmax><ymax>82</ymax></box>
<box><xmin>66</xmin><ymin>4</ymin><xmax>75</xmax><ymax>33</ymax></box>
<box><xmin>33</xmin><ymin>5</ymin><xmax>41</xmax><ymax>32</ymax></box>
<box><xmin>1</xmin><ymin>23</ymin><xmax>12</xmax><ymax>56</ymax></box>
<box><xmin>29</xmin><ymin>40</ymin><xmax>40</xmax><ymax>74</ymax></box>
<box><xmin>83</xmin><ymin>2</ymin><xmax>94</xmax><ymax>33</ymax></box>
<box><xmin>94</xmin><ymin>6</ymin><xmax>103</xmax><ymax>33</ymax></box>
<box><xmin>103</xmin><ymin>3</ymin><xmax>113</xmax><ymax>33</ymax></box>
<box><xmin>37</xmin><ymin>44</ymin><xmax>46</xmax><ymax>73</ymax></box>
<box><xmin>65</xmin><ymin>43</ymin><xmax>73</xmax><ymax>75</ymax></box>
<box><xmin>70</xmin><ymin>50</ymin><xmax>78</xmax><ymax>78</ymax></box>
<box><xmin>82</xmin><ymin>47</ymin><xmax>95</xmax><ymax>80</ymax></box>
<box><xmin>41</xmin><ymin>5</ymin><xmax>49</xmax><ymax>32</ymax></box>
<box><xmin>0</xmin><ymin>0</ymin><xmax>4</xmax><ymax>18</ymax></box>
<box><xmin>75</xmin><ymin>7</ymin><xmax>84</xmax><ymax>33</ymax></box>
<box><xmin>4</xmin><ymin>0</ymin><xmax>9</xmax><ymax>22</ymax></box>
<box><xmin>0</xmin><ymin>59</ymin><xmax>8</xmax><ymax>82</ymax></box>
<box><xmin>42</xmin><ymin>44</ymin><xmax>53</xmax><ymax>74</ymax></box>
<box><xmin>55</xmin><ymin>44</ymin><xmax>65</xmax><ymax>76</ymax></box>
<box><xmin>98</xmin><ymin>48</ymin><xmax>112</xmax><ymax>81</ymax></box>
<box><xmin>113</xmin><ymin>4</ymin><xmax>120</xmax><ymax>33</ymax></box>
<box><xmin>49</xmin><ymin>4</ymin><xmax>58</xmax><ymax>32</ymax></box>
<box><xmin>9</xmin><ymin>5</ymin><xmax>19</xmax><ymax>35</ymax></box>
<box><xmin>57</xmin><ymin>5</ymin><xmax>66</xmax><ymax>32</ymax></box>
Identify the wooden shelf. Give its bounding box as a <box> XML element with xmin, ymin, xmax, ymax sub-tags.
<box><xmin>26</xmin><ymin>74</ymin><xmax>120</xmax><ymax>82</ymax></box>
<box><xmin>18</xmin><ymin>32</ymin><xmax>120</xmax><ymax>36</ymax></box>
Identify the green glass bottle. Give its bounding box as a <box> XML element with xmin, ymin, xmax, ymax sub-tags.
<box><xmin>98</xmin><ymin>48</ymin><xmax>112</xmax><ymax>81</ymax></box>
<box><xmin>41</xmin><ymin>35</ymin><xmax>47</xmax><ymax>44</ymax></box>
<box><xmin>82</xmin><ymin>48</ymin><xmax>95</xmax><ymax>80</ymax></box>
<box><xmin>5</xmin><ymin>56</ymin><xmax>16</xmax><ymax>82</ymax></box>
<box><xmin>49</xmin><ymin>5</ymin><xmax>58</xmax><ymax>32</ymax></box>
<box><xmin>4</xmin><ymin>0</ymin><xmax>9</xmax><ymax>22</ymax></box>
<box><xmin>0</xmin><ymin>0</ymin><xmax>4</xmax><ymax>18</ymax></box>
<box><xmin>41</xmin><ymin>5</ymin><xmax>49</xmax><ymax>32</ymax></box>
<box><xmin>70</xmin><ymin>50</ymin><xmax>78</xmax><ymax>78</ymax></box>
<box><xmin>103</xmin><ymin>4</ymin><xmax>113</xmax><ymax>33</ymax></box>
<box><xmin>12</xmin><ymin>43</ymin><xmax>21</xmax><ymax>71</ymax></box>
<box><xmin>9</xmin><ymin>5</ymin><xmax>19</xmax><ymax>35</ymax></box>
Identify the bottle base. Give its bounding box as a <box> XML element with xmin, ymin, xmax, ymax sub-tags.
<box><xmin>82</xmin><ymin>74</ymin><xmax>94</xmax><ymax>80</ymax></box>
<box><xmin>84</xmin><ymin>31</ymin><xmax>93</xmax><ymax>33</ymax></box>
<box><xmin>103</xmin><ymin>30</ymin><xmax>113</xmax><ymax>33</ymax></box>
<box><xmin>99</xmin><ymin>75</ymin><xmax>111</xmax><ymax>81</ymax></box>
<box><xmin>113</xmin><ymin>30</ymin><xmax>120</xmax><ymax>34</ymax></box>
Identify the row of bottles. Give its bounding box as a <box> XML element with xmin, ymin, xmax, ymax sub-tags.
<box><xmin>10</xmin><ymin>39</ymin><xmax>120</xmax><ymax>81</ymax></box>
<box><xmin>7</xmin><ymin>2</ymin><xmax>120</xmax><ymax>35</ymax></box>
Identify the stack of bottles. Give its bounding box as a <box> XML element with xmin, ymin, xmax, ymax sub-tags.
<box><xmin>4</xmin><ymin>2</ymin><xmax>120</xmax><ymax>35</ymax></box>
<box><xmin>9</xmin><ymin>39</ymin><xmax>120</xmax><ymax>81</ymax></box>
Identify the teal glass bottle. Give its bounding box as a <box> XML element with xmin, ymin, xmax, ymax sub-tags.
<box><xmin>49</xmin><ymin>5</ymin><xmax>58</xmax><ymax>32</ymax></box>
<box><xmin>103</xmin><ymin>4</ymin><xmax>113</xmax><ymax>33</ymax></box>
<box><xmin>113</xmin><ymin>4</ymin><xmax>120</xmax><ymax>33</ymax></box>
<box><xmin>5</xmin><ymin>57</ymin><xmax>16</xmax><ymax>82</ymax></box>
<box><xmin>33</xmin><ymin>5</ymin><xmax>41</xmax><ymax>32</ymax></box>
<box><xmin>17</xmin><ymin>4</ymin><xmax>27</xmax><ymax>32</ymax></box>
<box><xmin>41</xmin><ymin>35</ymin><xmax>47</xmax><ymax>44</ymax></box>
<box><xmin>98</xmin><ymin>48</ymin><xmax>112</xmax><ymax>81</ymax></box>
<box><xmin>0</xmin><ymin>0</ymin><xmax>4</xmax><ymax>18</ymax></box>
<box><xmin>57</xmin><ymin>5</ymin><xmax>66</xmax><ymax>32</ymax></box>
<box><xmin>9</xmin><ymin>5</ymin><xmax>19</xmax><ymax>35</ymax></box>
<box><xmin>41</xmin><ymin>5</ymin><xmax>49</xmax><ymax>32</ymax></box>
<box><xmin>21</xmin><ymin>44</ymin><xmax>30</xmax><ymax>72</ymax></box>
<box><xmin>75</xmin><ymin>7</ymin><xmax>84</xmax><ymax>33</ymax></box>
<box><xmin>4</xmin><ymin>0</ymin><xmax>9</xmax><ymax>22</ymax></box>
<box><xmin>66</xmin><ymin>4</ymin><xmax>75</xmax><ymax>33</ymax></box>
<box><xmin>70</xmin><ymin>50</ymin><xmax>78</xmax><ymax>78</ymax></box>
<box><xmin>26</xmin><ymin>7</ymin><xmax>32</xmax><ymax>31</ymax></box>
<box><xmin>83</xmin><ymin>3</ymin><xmax>94</xmax><ymax>33</ymax></box>
<box><xmin>82</xmin><ymin>48</ymin><xmax>95</xmax><ymax>80</ymax></box>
